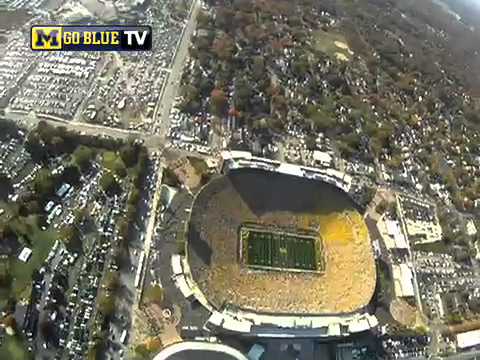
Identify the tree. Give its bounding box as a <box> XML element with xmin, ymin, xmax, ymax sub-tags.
<box><xmin>199</xmin><ymin>77</ymin><xmax>214</xmax><ymax>97</ymax></box>
<box><xmin>100</xmin><ymin>173</ymin><xmax>119</xmax><ymax>194</ymax></box>
<box><xmin>37</xmin><ymin>121</ymin><xmax>54</xmax><ymax>142</ymax></box>
<box><xmin>465</xmin><ymin>108</ymin><xmax>480</xmax><ymax>125</ymax></box>
<box><xmin>145</xmin><ymin>337</ymin><xmax>162</xmax><ymax>353</ymax></box>
<box><xmin>212</xmin><ymin>33</ymin><xmax>235</xmax><ymax>61</ymax></box>
<box><xmin>234</xmin><ymin>79</ymin><xmax>252</xmax><ymax>111</ymax></box>
<box><xmin>50</xmin><ymin>136</ymin><xmax>66</xmax><ymax>155</ymax></box>
<box><xmin>376</xmin><ymin>199</ymin><xmax>388</xmax><ymax>214</ymax></box>
<box><xmin>59</xmin><ymin>225</ymin><xmax>81</xmax><ymax>252</ymax></box>
<box><xmin>182</xmin><ymin>84</ymin><xmax>200</xmax><ymax>103</ymax></box>
<box><xmin>60</xmin><ymin>165</ymin><xmax>81</xmax><ymax>186</ymax></box>
<box><xmin>233</xmin><ymin>0</ymin><xmax>254</xmax><ymax>12</ymax></box>
<box><xmin>117</xmin><ymin>217</ymin><xmax>130</xmax><ymax>248</ymax></box>
<box><xmin>111</xmin><ymin>246</ymin><xmax>127</xmax><ymax>269</ymax></box>
<box><xmin>244</xmin><ymin>24</ymin><xmax>265</xmax><ymax>44</ymax></box>
<box><xmin>2</xmin><ymin>315</ymin><xmax>17</xmax><ymax>335</ymax></box>
<box><xmin>103</xmin><ymin>151</ymin><xmax>127</xmax><ymax>177</ymax></box>
<box><xmin>18</xmin><ymin>200</ymin><xmax>41</xmax><ymax>217</ymax></box>
<box><xmin>469</xmin><ymin>297</ymin><xmax>480</xmax><ymax>313</ymax></box>
<box><xmin>128</xmin><ymin>189</ymin><xmax>140</xmax><ymax>207</ymax></box>
<box><xmin>40</xmin><ymin>320</ymin><xmax>57</xmax><ymax>345</ymax></box>
<box><xmin>113</xmin><ymin>158</ymin><xmax>127</xmax><ymax>178</ymax></box>
<box><xmin>25</xmin><ymin>132</ymin><xmax>44</xmax><ymax>161</ymax></box>
<box><xmin>214</xmin><ymin>7</ymin><xmax>235</xmax><ymax>31</ymax></box>
<box><xmin>453</xmin><ymin>247</ymin><xmax>471</xmax><ymax>263</ymax></box>
<box><xmin>33</xmin><ymin>169</ymin><xmax>55</xmax><ymax>198</ymax></box>
<box><xmin>197</xmin><ymin>10</ymin><xmax>210</xmax><ymax>28</ymax></box>
<box><xmin>0</xmin><ymin>263</ymin><xmax>12</xmax><ymax>288</ymax></box>
<box><xmin>103</xmin><ymin>271</ymin><xmax>120</xmax><ymax>292</ymax></box>
<box><xmin>0</xmin><ymin>173</ymin><xmax>13</xmax><ymax>201</ymax></box>
<box><xmin>177</xmin><ymin>232</ymin><xmax>186</xmax><ymax>255</ymax></box>
<box><xmin>144</xmin><ymin>285</ymin><xmax>164</xmax><ymax>305</ymax></box>
<box><xmin>292</xmin><ymin>55</ymin><xmax>309</xmax><ymax>78</ymax></box>
<box><xmin>252</xmin><ymin>56</ymin><xmax>265</xmax><ymax>80</ymax></box>
<box><xmin>210</xmin><ymin>88</ymin><xmax>228</xmax><ymax>116</ymax></box>
<box><xmin>180</xmin><ymin>84</ymin><xmax>202</xmax><ymax>114</ymax></box>
<box><xmin>364</xmin><ymin>185</ymin><xmax>377</xmax><ymax>206</ymax></box>
<box><xmin>305</xmin><ymin>135</ymin><xmax>317</xmax><ymax>150</ymax></box>
<box><xmin>134</xmin><ymin>344</ymin><xmax>152</xmax><ymax>360</ymax></box>
<box><xmin>98</xmin><ymin>293</ymin><xmax>115</xmax><ymax>317</ymax></box>
<box><xmin>308</xmin><ymin>107</ymin><xmax>335</xmax><ymax>131</ymax></box>
<box><xmin>119</xmin><ymin>143</ymin><xmax>138</xmax><ymax>168</ymax></box>
<box><xmin>73</xmin><ymin>145</ymin><xmax>95</xmax><ymax>172</ymax></box>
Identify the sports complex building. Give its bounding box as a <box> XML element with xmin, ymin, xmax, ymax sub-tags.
<box><xmin>171</xmin><ymin>151</ymin><xmax>379</xmax><ymax>338</ymax></box>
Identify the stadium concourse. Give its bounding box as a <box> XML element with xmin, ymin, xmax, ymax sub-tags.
<box><xmin>169</xmin><ymin>151</ymin><xmax>379</xmax><ymax>338</ymax></box>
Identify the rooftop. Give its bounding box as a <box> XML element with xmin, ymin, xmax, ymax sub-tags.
<box><xmin>153</xmin><ymin>342</ymin><xmax>248</xmax><ymax>360</ymax></box>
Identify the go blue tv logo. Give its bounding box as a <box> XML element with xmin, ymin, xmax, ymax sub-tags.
<box><xmin>31</xmin><ymin>25</ymin><xmax>152</xmax><ymax>51</ymax></box>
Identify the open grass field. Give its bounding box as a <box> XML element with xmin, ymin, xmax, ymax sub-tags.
<box><xmin>241</xmin><ymin>225</ymin><xmax>321</xmax><ymax>272</ymax></box>
<box><xmin>187</xmin><ymin>168</ymin><xmax>376</xmax><ymax>314</ymax></box>
<box><xmin>9</xmin><ymin>223</ymin><xmax>56</xmax><ymax>299</ymax></box>
<box><xmin>0</xmin><ymin>335</ymin><xmax>32</xmax><ymax>360</ymax></box>
<box><xmin>313</xmin><ymin>29</ymin><xmax>353</xmax><ymax>61</ymax></box>
<box><xmin>0</xmin><ymin>206</ymin><xmax>57</xmax><ymax>301</ymax></box>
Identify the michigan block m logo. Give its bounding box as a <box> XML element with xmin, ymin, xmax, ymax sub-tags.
<box><xmin>31</xmin><ymin>27</ymin><xmax>63</xmax><ymax>50</ymax></box>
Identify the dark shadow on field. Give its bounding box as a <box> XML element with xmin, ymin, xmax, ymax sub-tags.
<box><xmin>227</xmin><ymin>168</ymin><xmax>357</xmax><ymax>217</ymax></box>
<box><xmin>188</xmin><ymin>223</ymin><xmax>212</xmax><ymax>266</ymax></box>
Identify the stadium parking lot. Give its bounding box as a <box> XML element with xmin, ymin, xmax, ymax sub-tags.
<box><xmin>9</xmin><ymin>52</ymin><xmax>100</xmax><ymax>120</ymax></box>
<box><xmin>148</xmin><ymin>189</ymin><xmax>211</xmax><ymax>332</ymax></box>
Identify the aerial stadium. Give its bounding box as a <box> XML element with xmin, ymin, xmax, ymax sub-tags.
<box><xmin>185</xmin><ymin>156</ymin><xmax>377</xmax><ymax>317</ymax></box>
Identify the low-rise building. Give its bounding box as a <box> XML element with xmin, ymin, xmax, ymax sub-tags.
<box><xmin>456</xmin><ymin>329</ymin><xmax>480</xmax><ymax>350</ymax></box>
<box><xmin>392</xmin><ymin>263</ymin><xmax>415</xmax><ymax>298</ymax></box>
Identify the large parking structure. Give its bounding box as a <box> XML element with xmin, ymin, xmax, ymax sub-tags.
<box><xmin>240</xmin><ymin>224</ymin><xmax>323</xmax><ymax>272</ymax></box>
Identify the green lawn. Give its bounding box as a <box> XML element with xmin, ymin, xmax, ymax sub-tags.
<box><xmin>102</xmin><ymin>151</ymin><xmax>127</xmax><ymax>177</ymax></box>
<box><xmin>0</xmin><ymin>335</ymin><xmax>32</xmax><ymax>360</ymax></box>
<box><xmin>0</xmin><ymin>214</ymin><xmax>57</xmax><ymax>300</ymax></box>
<box><xmin>102</xmin><ymin>151</ymin><xmax>118</xmax><ymax>170</ymax></box>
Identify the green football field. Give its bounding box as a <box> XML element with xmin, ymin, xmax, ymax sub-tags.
<box><xmin>242</xmin><ymin>226</ymin><xmax>321</xmax><ymax>271</ymax></box>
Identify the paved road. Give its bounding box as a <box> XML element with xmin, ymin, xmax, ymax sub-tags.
<box><xmin>154</xmin><ymin>0</ymin><xmax>200</xmax><ymax>141</ymax></box>
<box><xmin>3</xmin><ymin>110</ymin><xmax>165</xmax><ymax>149</ymax></box>
<box><xmin>442</xmin><ymin>351</ymin><xmax>480</xmax><ymax>360</ymax></box>
<box><xmin>402</xmin><ymin>347</ymin><xmax>480</xmax><ymax>359</ymax></box>
<box><xmin>132</xmin><ymin>0</ymin><xmax>200</xmax><ymax>303</ymax></box>
<box><xmin>130</xmin><ymin>159</ymin><xmax>163</xmax><ymax>340</ymax></box>
<box><xmin>137</xmin><ymin>159</ymin><xmax>163</xmax><ymax>302</ymax></box>
<box><xmin>150</xmin><ymin>190</ymin><xmax>210</xmax><ymax>330</ymax></box>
